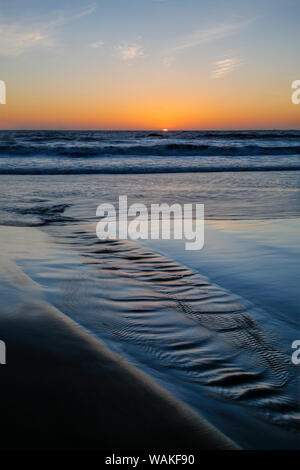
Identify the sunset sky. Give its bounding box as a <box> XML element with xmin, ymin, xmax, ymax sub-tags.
<box><xmin>0</xmin><ymin>0</ymin><xmax>299</xmax><ymax>129</ymax></box>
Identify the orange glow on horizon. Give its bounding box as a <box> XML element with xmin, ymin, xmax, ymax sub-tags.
<box><xmin>1</xmin><ymin>80</ymin><xmax>300</xmax><ymax>130</ymax></box>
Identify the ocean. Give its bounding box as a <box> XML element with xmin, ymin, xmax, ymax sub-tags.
<box><xmin>1</xmin><ymin>130</ymin><xmax>300</xmax><ymax>174</ymax></box>
<box><xmin>0</xmin><ymin>130</ymin><xmax>299</xmax><ymax>449</ymax></box>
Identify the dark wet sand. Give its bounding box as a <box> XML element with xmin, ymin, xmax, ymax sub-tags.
<box><xmin>0</xmin><ymin>298</ymin><xmax>238</xmax><ymax>451</ymax></box>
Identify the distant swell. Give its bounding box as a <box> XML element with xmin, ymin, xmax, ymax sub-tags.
<box><xmin>0</xmin><ymin>165</ymin><xmax>299</xmax><ymax>175</ymax></box>
<box><xmin>1</xmin><ymin>143</ymin><xmax>300</xmax><ymax>158</ymax></box>
<box><xmin>1</xmin><ymin>129</ymin><xmax>300</xmax><ymax>175</ymax></box>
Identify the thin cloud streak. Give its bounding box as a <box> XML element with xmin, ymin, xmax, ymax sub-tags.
<box><xmin>0</xmin><ymin>3</ymin><xmax>97</xmax><ymax>56</ymax></box>
<box><xmin>74</xmin><ymin>3</ymin><xmax>97</xmax><ymax>19</ymax></box>
<box><xmin>211</xmin><ymin>57</ymin><xmax>241</xmax><ymax>78</ymax></box>
<box><xmin>172</xmin><ymin>20</ymin><xmax>252</xmax><ymax>53</ymax></box>
<box><xmin>162</xmin><ymin>19</ymin><xmax>253</xmax><ymax>66</ymax></box>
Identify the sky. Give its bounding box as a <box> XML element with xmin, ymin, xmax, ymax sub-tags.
<box><xmin>0</xmin><ymin>0</ymin><xmax>299</xmax><ymax>129</ymax></box>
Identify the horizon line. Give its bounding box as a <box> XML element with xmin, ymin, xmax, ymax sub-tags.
<box><xmin>1</xmin><ymin>128</ymin><xmax>300</xmax><ymax>132</ymax></box>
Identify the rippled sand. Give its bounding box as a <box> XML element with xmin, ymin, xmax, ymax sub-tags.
<box><xmin>0</xmin><ymin>226</ymin><xmax>238</xmax><ymax>451</ymax></box>
<box><xmin>0</xmin><ymin>219</ymin><xmax>298</xmax><ymax>449</ymax></box>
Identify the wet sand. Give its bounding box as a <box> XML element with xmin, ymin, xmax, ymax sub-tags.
<box><xmin>0</xmin><ymin>226</ymin><xmax>237</xmax><ymax>451</ymax></box>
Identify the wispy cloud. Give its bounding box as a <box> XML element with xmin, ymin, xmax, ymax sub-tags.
<box><xmin>211</xmin><ymin>57</ymin><xmax>241</xmax><ymax>79</ymax></box>
<box><xmin>0</xmin><ymin>3</ymin><xmax>96</xmax><ymax>56</ymax></box>
<box><xmin>172</xmin><ymin>22</ymin><xmax>246</xmax><ymax>52</ymax></box>
<box><xmin>115</xmin><ymin>42</ymin><xmax>144</xmax><ymax>61</ymax></box>
<box><xmin>163</xmin><ymin>19</ymin><xmax>252</xmax><ymax>66</ymax></box>
<box><xmin>89</xmin><ymin>39</ymin><xmax>105</xmax><ymax>49</ymax></box>
<box><xmin>0</xmin><ymin>23</ymin><xmax>53</xmax><ymax>56</ymax></box>
<box><xmin>74</xmin><ymin>3</ymin><xmax>96</xmax><ymax>19</ymax></box>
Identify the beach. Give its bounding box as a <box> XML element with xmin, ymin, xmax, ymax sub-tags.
<box><xmin>0</xmin><ymin>130</ymin><xmax>299</xmax><ymax>450</ymax></box>
<box><xmin>0</xmin><ymin>226</ymin><xmax>239</xmax><ymax>451</ymax></box>
<box><xmin>1</xmin><ymin>0</ymin><xmax>300</xmax><ymax>453</ymax></box>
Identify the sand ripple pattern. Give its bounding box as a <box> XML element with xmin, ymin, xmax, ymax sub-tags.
<box><xmin>51</xmin><ymin>230</ymin><xmax>298</xmax><ymax>431</ymax></box>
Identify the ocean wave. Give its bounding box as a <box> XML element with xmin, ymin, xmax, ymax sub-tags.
<box><xmin>0</xmin><ymin>165</ymin><xmax>299</xmax><ymax>175</ymax></box>
<box><xmin>1</xmin><ymin>130</ymin><xmax>300</xmax><ymax>139</ymax></box>
<box><xmin>1</xmin><ymin>143</ymin><xmax>300</xmax><ymax>158</ymax></box>
<box><xmin>1</xmin><ymin>130</ymin><xmax>300</xmax><ymax>175</ymax></box>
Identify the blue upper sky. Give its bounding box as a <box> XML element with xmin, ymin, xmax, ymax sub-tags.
<box><xmin>1</xmin><ymin>0</ymin><xmax>299</xmax><ymax>129</ymax></box>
